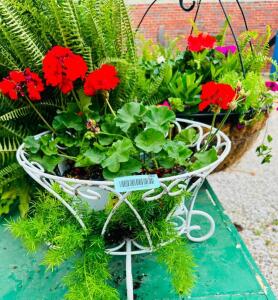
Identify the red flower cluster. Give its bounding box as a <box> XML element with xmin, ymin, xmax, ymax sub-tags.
<box><xmin>199</xmin><ymin>81</ymin><xmax>237</xmax><ymax>111</ymax></box>
<box><xmin>1</xmin><ymin>47</ymin><xmax>121</xmax><ymax>102</ymax></box>
<box><xmin>187</xmin><ymin>33</ymin><xmax>216</xmax><ymax>52</ymax></box>
<box><xmin>43</xmin><ymin>46</ymin><xmax>88</xmax><ymax>94</ymax></box>
<box><xmin>84</xmin><ymin>64</ymin><xmax>120</xmax><ymax>96</ymax></box>
<box><xmin>25</xmin><ymin>68</ymin><xmax>45</xmax><ymax>100</ymax></box>
<box><xmin>0</xmin><ymin>68</ymin><xmax>44</xmax><ymax>101</ymax></box>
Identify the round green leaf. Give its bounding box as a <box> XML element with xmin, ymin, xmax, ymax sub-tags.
<box><xmin>142</xmin><ymin>106</ymin><xmax>175</xmax><ymax>134</ymax></box>
<box><xmin>116</xmin><ymin>102</ymin><xmax>146</xmax><ymax>132</ymax></box>
<box><xmin>135</xmin><ymin>128</ymin><xmax>165</xmax><ymax>153</ymax></box>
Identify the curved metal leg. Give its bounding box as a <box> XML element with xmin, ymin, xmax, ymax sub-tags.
<box><xmin>184</xmin><ymin>177</ymin><xmax>215</xmax><ymax>242</ymax></box>
<box><xmin>186</xmin><ymin>210</ymin><xmax>215</xmax><ymax>242</ymax></box>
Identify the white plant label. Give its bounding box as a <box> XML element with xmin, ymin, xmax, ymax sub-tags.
<box><xmin>114</xmin><ymin>175</ymin><xmax>160</xmax><ymax>193</ymax></box>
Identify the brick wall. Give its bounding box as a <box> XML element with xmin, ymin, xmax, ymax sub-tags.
<box><xmin>129</xmin><ymin>1</ymin><xmax>278</xmax><ymax>45</ymax></box>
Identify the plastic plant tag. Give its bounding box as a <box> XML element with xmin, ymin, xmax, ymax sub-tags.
<box><xmin>114</xmin><ymin>175</ymin><xmax>160</xmax><ymax>193</ymax></box>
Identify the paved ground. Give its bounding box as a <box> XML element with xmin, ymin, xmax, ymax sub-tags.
<box><xmin>209</xmin><ymin>110</ymin><xmax>278</xmax><ymax>296</ymax></box>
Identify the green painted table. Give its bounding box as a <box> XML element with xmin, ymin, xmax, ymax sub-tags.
<box><xmin>0</xmin><ymin>180</ymin><xmax>276</xmax><ymax>300</ymax></box>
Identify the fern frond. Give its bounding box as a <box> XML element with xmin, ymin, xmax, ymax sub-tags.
<box><xmin>82</xmin><ymin>0</ymin><xmax>109</xmax><ymax>61</ymax></box>
<box><xmin>0</xmin><ymin>106</ymin><xmax>34</xmax><ymax>122</ymax></box>
<box><xmin>61</xmin><ymin>0</ymin><xmax>91</xmax><ymax>67</ymax></box>
<box><xmin>0</xmin><ymin>122</ymin><xmax>29</xmax><ymax>139</ymax></box>
<box><xmin>139</xmin><ymin>65</ymin><xmax>167</xmax><ymax>105</ymax></box>
<box><xmin>0</xmin><ymin>163</ymin><xmax>24</xmax><ymax>187</ymax></box>
<box><xmin>0</xmin><ymin>137</ymin><xmax>20</xmax><ymax>164</ymax></box>
<box><xmin>239</xmin><ymin>31</ymin><xmax>258</xmax><ymax>51</ymax></box>
<box><xmin>0</xmin><ymin>0</ymin><xmax>45</xmax><ymax>69</ymax></box>
<box><xmin>0</xmin><ymin>103</ymin><xmax>60</xmax><ymax>122</ymax></box>
<box><xmin>0</xmin><ymin>42</ymin><xmax>20</xmax><ymax>70</ymax></box>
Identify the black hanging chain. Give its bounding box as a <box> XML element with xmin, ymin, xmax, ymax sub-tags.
<box><xmin>190</xmin><ymin>0</ymin><xmax>202</xmax><ymax>35</ymax></box>
<box><xmin>135</xmin><ymin>0</ymin><xmax>248</xmax><ymax>77</ymax></box>
<box><xmin>179</xmin><ymin>0</ymin><xmax>196</xmax><ymax>12</ymax></box>
<box><xmin>218</xmin><ymin>0</ymin><xmax>246</xmax><ymax>77</ymax></box>
<box><xmin>235</xmin><ymin>0</ymin><xmax>254</xmax><ymax>54</ymax></box>
<box><xmin>136</xmin><ymin>0</ymin><xmax>196</xmax><ymax>33</ymax></box>
<box><xmin>135</xmin><ymin>0</ymin><xmax>158</xmax><ymax>33</ymax></box>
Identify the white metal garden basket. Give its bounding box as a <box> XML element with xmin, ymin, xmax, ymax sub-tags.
<box><xmin>16</xmin><ymin>118</ymin><xmax>231</xmax><ymax>300</ymax></box>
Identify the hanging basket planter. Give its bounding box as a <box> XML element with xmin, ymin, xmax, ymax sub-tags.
<box><xmin>17</xmin><ymin>117</ymin><xmax>230</xmax><ymax>300</ymax></box>
<box><xmin>176</xmin><ymin>110</ymin><xmax>269</xmax><ymax>171</ymax></box>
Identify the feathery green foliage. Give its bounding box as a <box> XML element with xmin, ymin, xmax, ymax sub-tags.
<box><xmin>156</xmin><ymin>236</ymin><xmax>196</xmax><ymax>295</ymax></box>
<box><xmin>8</xmin><ymin>187</ymin><xmax>195</xmax><ymax>298</ymax></box>
<box><xmin>0</xmin><ymin>0</ymin><xmax>138</xmax><ymax>215</ymax></box>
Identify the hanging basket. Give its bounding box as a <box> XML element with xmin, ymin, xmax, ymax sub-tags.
<box><xmin>215</xmin><ymin>112</ymin><xmax>268</xmax><ymax>171</ymax></box>
<box><xmin>177</xmin><ymin>110</ymin><xmax>269</xmax><ymax>171</ymax></box>
<box><xmin>16</xmin><ymin>117</ymin><xmax>231</xmax><ymax>299</ymax></box>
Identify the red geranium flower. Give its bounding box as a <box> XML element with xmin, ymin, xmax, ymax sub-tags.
<box><xmin>187</xmin><ymin>33</ymin><xmax>216</xmax><ymax>52</ymax></box>
<box><xmin>84</xmin><ymin>64</ymin><xmax>120</xmax><ymax>96</ymax></box>
<box><xmin>42</xmin><ymin>46</ymin><xmax>88</xmax><ymax>94</ymax></box>
<box><xmin>199</xmin><ymin>81</ymin><xmax>237</xmax><ymax>111</ymax></box>
<box><xmin>24</xmin><ymin>68</ymin><xmax>45</xmax><ymax>101</ymax></box>
<box><xmin>0</xmin><ymin>69</ymin><xmax>44</xmax><ymax>101</ymax></box>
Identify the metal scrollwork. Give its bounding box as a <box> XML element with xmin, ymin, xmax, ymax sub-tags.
<box><xmin>17</xmin><ymin>118</ymin><xmax>231</xmax><ymax>300</ymax></box>
<box><xmin>179</xmin><ymin>0</ymin><xmax>196</xmax><ymax>12</ymax></box>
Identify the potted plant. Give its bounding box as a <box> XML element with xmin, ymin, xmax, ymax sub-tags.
<box><xmin>137</xmin><ymin>25</ymin><xmax>278</xmax><ymax>170</ymax></box>
<box><xmin>0</xmin><ymin>0</ymin><xmax>235</xmax><ymax>298</ymax></box>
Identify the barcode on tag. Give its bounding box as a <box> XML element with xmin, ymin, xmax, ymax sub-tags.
<box><xmin>114</xmin><ymin>175</ymin><xmax>160</xmax><ymax>193</ymax></box>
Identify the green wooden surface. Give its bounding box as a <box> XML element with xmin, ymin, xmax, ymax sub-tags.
<box><xmin>0</xmin><ymin>180</ymin><xmax>276</xmax><ymax>300</ymax></box>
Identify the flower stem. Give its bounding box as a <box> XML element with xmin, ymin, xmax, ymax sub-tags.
<box><xmin>103</xmin><ymin>91</ymin><xmax>116</xmax><ymax>117</ymax></box>
<box><xmin>58</xmin><ymin>153</ymin><xmax>77</xmax><ymax>161</ymax></box>
<box><xmin>201</xmin><ymin>109</ymin><xmax>232</xmax><ymax>152</ymax></box>
<box><xmin>203</xmin><ymin>111</ymin><xmax>218</xmax><ymax>151</ymax></box>
<box><xmin>72</xmin><ymin>89</ymin><xmax>81</xmax><ymax>110</ymax></box>
<box><xmin>26</xmin><ymin>97</ymin><xmax>56</xmax><ymax>133</ymax></box>
<box><xmin>152</xmin><ymin>156</ymin><xmax>159</xmax><ymax>170</ymax></box>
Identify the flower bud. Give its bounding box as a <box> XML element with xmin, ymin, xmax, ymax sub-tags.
<box><xmin>84</xmin><ymin>131</ymin><xmax>95</xmax><ymax>140</ymax></box>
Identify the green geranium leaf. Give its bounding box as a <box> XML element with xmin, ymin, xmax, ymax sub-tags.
<box><xmin>103</xmin><ymin>158</ymin><xmax>142</xmax><ymax>180</ymax></box>
<box><xmin>175</xmin><ymin>128</ymin><xmax>198</xmax><ymax>145</ymax></box>
<box><xmin>24</xmin><ymin>136</ymin><xmax>40</xmax><ymax>154</ymax></box>
<box><xmin>157</xmin><ymin>151</ymin><xmax>176</xmax><ymax>168</ymax></box>
<box><xmin>102</xmin><ymin>138</ymin><xmax>136</xmax><ymax>173</ymax></box>
<box><xmin>31</xmin><ymin>154</ymin><xmax>63</xmax><ymax>173</ymax></box>
<box><xmin>75</xmin><ymin>148</ymin><xmax>105</xmax><ymax>167</ymax></box>
<box><xmin>135</xmin><ymin>128</ymin><xmax>165</xmax><ymax>153</ymax></box>
<box><xmin>191</xmin><ymin>148</ymin><xmax>218</xmax><ymax>171</ymax></box>
<box><xmin>116</xmin><ymin>102</ymin><xmax>146</xmax><ymax>132</ymax></box>
<box><xmin>56</xmin><ymin>134</ymin><xmax>77</xmax><ymax>147</ymax></box>
<box><xmin>164</xmin><ymin>141</ymin><xmax>192</xmax><ymax>166</ymax></box>
<box><xmin>99</xmin><ymin>115</ymin><xmax>123</xmax><ymax>146</ymax></box>
<box><xmin>143</xmin><ymin>106</ymin><xmax>175</xmax><ymax>134</ymax></box>
<box><xmin>53</xmin><ymin>104</ymin><xmax>84</xmax><ymax>131</ymax></box>
<box><xmin>77</xmin><ymin>89</ymin><xmax>91</xmax><ymax>113</ymax></box>
<box><xmin>40</xmin><ymin>135</ymin><xmax>58</xmax><ymax>156</ymax></box>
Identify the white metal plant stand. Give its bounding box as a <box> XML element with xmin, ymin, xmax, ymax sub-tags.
<box><xmin>17</xmin><ymin>118</ymin><xmax>231</xmax><ymax>300</ymax></box>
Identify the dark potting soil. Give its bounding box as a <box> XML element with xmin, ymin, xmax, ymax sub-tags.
<box><xmin>61</xmin><ymin>161</ymin><xmax>187</xmax><ymax>181</ymax></box>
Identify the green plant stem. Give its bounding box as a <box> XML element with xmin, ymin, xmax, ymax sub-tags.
<box><xmin>72</xmin><ymin>89</ymin><xmax>81</xmax><ymax>110</ymax></box>
<box><xmin>203</xmin><ymin>111</ymin><xmax>218</xmax><ymax>151</ymax></box>
<box><xmin>152</xmin><ymin>156</ymin><xmax>159</xmax><ymax>170</ymax></box>
<box><xmin>58</xmin><ymin>153</ymin><xmax>77</xmax><ymax>161</ymax></box>
<box><xmin>201</xmin><ymin>109</ymin><xmax>232</xmax><ymax>152</ymax></box>
<box><xmin>168</xmin><ymin>124</ymin><xmax>174</xmax><ymax>140</ymax></box>
<box><xmin>25</xmin><ymin>97</ymin><xmax>56</xmax><ymax>133</ymax></box>
<box><xmin>103</xmin><ymin>91</ymin><xmax>116</xmax><ymax>117</ymax></box>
